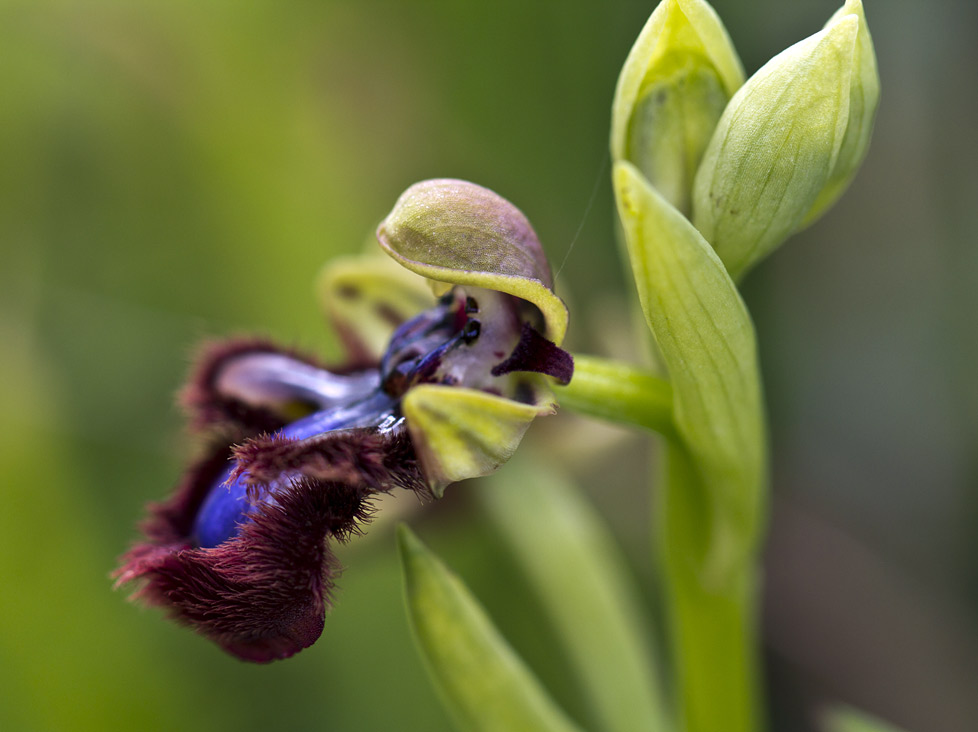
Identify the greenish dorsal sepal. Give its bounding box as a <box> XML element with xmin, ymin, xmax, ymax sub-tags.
<box><xmin>397</xmin><ymin>524</ymin><xmax>583</xmax><ymax>732</ymax></box>
<box><xmin>614</xmin><ymin>160</ymin><xmax>766</xmax><ymax>581</ymax></box>
<box><xmin>376</xmin><ymin>179</ymin><xmax>569</xmax><ymax>345</ymax></box>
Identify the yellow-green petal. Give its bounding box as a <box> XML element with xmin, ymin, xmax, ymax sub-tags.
<box><xmin>398</xmin><ymin>525</ymin><xmax>582</xmax><ymax>732</ymax></box>
<box><xmin>611</xmin><ymin>0</ymin><xmax>743</xmax><ymax>214</ymax></box>
<box><xmin>377</xmin><ymin>179</ymin><xmax>568</xmax><ymax>345</ymax></box>
<box><xmin>401</xmin><ymin>383</ymin><xmax>555</xmax><ymax>498</ymax></box>
<box><xmin>692</xmin><ymin>13</ymin><xmax>859</xmax><ymax>280</ymax></box>
<box><xmin>317</xmin><ymin>253</ymin><xmax>434</xmax><ymax>362</ymax></box>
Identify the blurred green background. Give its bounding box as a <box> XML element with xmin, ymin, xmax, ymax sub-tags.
<box><xmin>2</xmin><ymin>0</ymin><xmax>976</xmax><ymax>730</ymax></box>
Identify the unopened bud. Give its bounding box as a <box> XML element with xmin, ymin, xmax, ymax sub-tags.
<box><xmin>692</xmin><ymin>2</ymin><xmax>875</xmax><ymax>279</ymax></box>
<box><xmin>611</xmin><ymin>0</ymin><xmax>743</xmax><ymax>215</ymax></box>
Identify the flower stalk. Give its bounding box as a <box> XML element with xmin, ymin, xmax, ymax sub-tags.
<box><xmin>555</xmin><ymin>354</ymin><xmax>675</xmax><ymax>438</ymax></box>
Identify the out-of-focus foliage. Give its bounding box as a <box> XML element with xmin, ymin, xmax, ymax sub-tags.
<box><xmin>398</xmin><ymin>524</ymin><xmax>582</xmax><ymax>732</ymax></box>
<box><xmin>2</xmin><ymin>1</ymin><xmax>977</xmax><ymax>731</ymax></box>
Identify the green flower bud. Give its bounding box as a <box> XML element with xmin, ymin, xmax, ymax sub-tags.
<box><xmin>611</xmin><ymin>0</ymin><xmax>744</xmax><ymax>215</ymax></box>
<box><xmin>802</xmin><ymin>0</ymin><xmax>880</xmax><ymax>226</ymax></box>
<box><xmin>692</xmin><ymin>1</ymin><xmax>876</xmax><ymax>280</ymax></box>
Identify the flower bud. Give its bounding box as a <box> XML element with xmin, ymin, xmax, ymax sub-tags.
<box><xmin>802</xmin><ymin>0</ymin><xmax>880</xmax><ymax>226</ymax></box>
<box><xmin>611</xmin><ymin>0</ymin><xmax>743</xmax><ymax>215</ymax></box>
<box><xmin>692</xmin><ymin>2</ymin><xmax>875</xmax><ymax>280</ymax></box>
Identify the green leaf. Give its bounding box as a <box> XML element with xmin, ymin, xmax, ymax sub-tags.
<box><xmin>397</xmin><ymin>524</ymin><xmax>582</xmax><ymax>732</ymax></box>
<box><xmin>821</xmin><ymin>706</ymin><xmax>908</xmax><ymax>732</ymax></box>
<box><xmin>481</xmin><ymin>456</ymin><xmax>672</xmax><ymax>732</ymax></box>
<box><xmin>692</xmin><ymin>13</ymin><xmax>859</xmax><ymax>279</ymax></box>
<box><xmin>377</xmin><ymin>179</ymin><xmax>569</xmax><ymax>344</ymax></box>
<box><xmin>611</xmin><ymin>0</ymin><xmax>743</xmax><ymax>216</ymax></box>
<box><xmin>614</xmin><ymin>160</ymin><xmax>766</xmax><ymax>578</ymax></box>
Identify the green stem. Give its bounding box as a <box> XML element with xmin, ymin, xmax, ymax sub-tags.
<box><xmin>558</xmin><ymin>354</ymin><xmax>764</xmax><ymax>732</ymax></box>
<box><xmin>560</xmin><ymin>352</ymin><xmax>763</xmax><ymax>732</ymax></box>
<box><xmin>658</xmin><ymin>441</ymin><xmax>763</xmax><ymax>732</ymax></box>
<box><xmin>557</xmin><ymin>354</ymin><xmax>676</xmax><ymax>438</ymax></box>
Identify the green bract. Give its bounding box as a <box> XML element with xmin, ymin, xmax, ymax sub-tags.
<box><xmin>377</xmin><ymin>178</ymin><xmax>569</xmax><ymax>345</ymax></box>
<box><xmin>614</xmin><ymin>161</ymin><xmax>765</xmax><ymax>576</ymax></box>
<box><xmin>692</xmin><ymin>1</ymin><xmax>877</xmax><ymax>280</ymax></box>
<box><xmin>611</xmin><ymin>0</ymin><xmax>743</xmax><ymax>215</ymax></box>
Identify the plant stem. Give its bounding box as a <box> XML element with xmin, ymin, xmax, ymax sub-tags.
<box><xmin>557</xmin><ymin>354</ymin><xmax>676</xmax><ymax>439</ymax></box>
<box><xmin>558</xmin><ymin>354</ymin><xmax>764</xmax><ymax>732</ymax></box>
<box><xmin>657</xmin><ymin>441</ymin><xmax>763</xmax><ymax>732</ymax></box>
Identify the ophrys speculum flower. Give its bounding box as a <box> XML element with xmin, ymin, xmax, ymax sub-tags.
<box><xmin>115</xmin><ymin>180</ymin><xmax>572</xmax><ymax>662</ymax></box>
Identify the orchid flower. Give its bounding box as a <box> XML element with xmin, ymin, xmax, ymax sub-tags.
<box><xmin>114</xmin><ymin>180</ymin><xmax>572</xmax><ymax>662</ymax></box>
